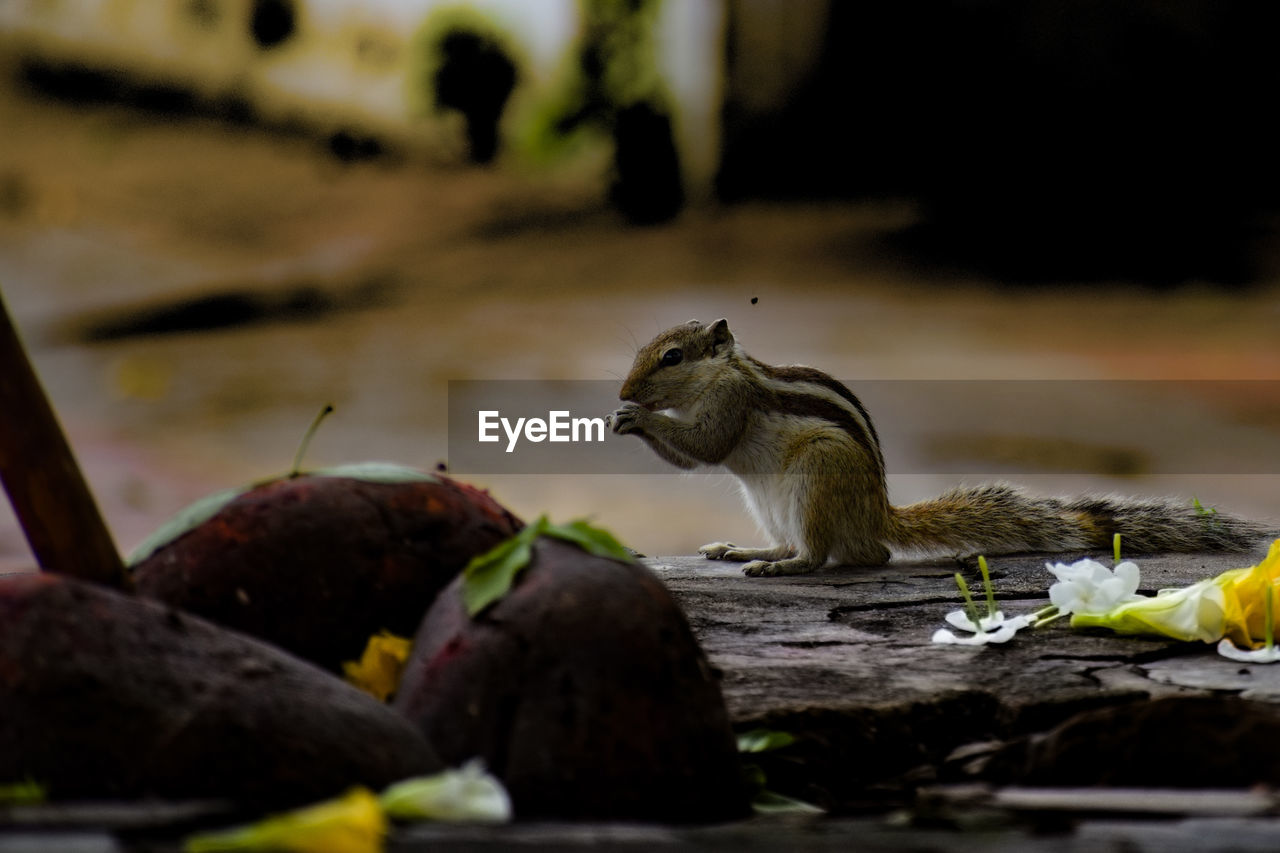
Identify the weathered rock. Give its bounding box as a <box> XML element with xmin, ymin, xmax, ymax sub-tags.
<box><xmin>132</xmin><ymin>471</ymin><xmax>521</xmax><ymax>671</ymax></box>
<box><xmin>647</xmin><ymin>547</ymin><xmax>1277</xmax><ymax>718</ymax></box>
<box><xmin>394</xmin><ymin>538</ymin><xmax>749</xmax><ymax>822</ymax></box>
<box><xmin>644</xmin><ymin>544</ymin><xmax>1278</xmax><ymax>809</ymax></box>
<box><xmin>0</xmin><ymin>573</ymin><xmax>440</xmax><ymax>805</ymax></box>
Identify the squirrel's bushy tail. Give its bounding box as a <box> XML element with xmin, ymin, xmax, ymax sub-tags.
<box><xmin>884</xmin><ymin>484</ymin><xmax>1267</xmax><ymax>556</ymax></box>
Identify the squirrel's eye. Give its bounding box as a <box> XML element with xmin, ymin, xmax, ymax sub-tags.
<box><xmin>660</xmin><ymin>348</ymin><xmax>683</xmax><ymax>367</ymax></box>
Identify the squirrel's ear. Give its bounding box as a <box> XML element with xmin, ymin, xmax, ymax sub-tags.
<box><xmin>708</xmin><ymin>318</ymin><xmax>734</xmax><ymax>351</ymax></box>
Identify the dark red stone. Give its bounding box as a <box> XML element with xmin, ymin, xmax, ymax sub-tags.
<box><xmin>133</xmin><ymin>473</ymin><xmax>521</xmax><ymax>671</ymax></box>
<box><xmin>394</xmin><ymin>537</ymin><xmax>749</xmax><ymax>822</ymax></box>
<box><xmin>0</xmin><ymin>573</ymin><xmax>439</xmax><ymax>805</ymax></box>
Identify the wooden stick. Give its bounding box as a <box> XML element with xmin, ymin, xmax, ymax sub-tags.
<box><xmin>0</xmin><ymin>290</ymin><xmax>130</xmax><ymax>590</ymax></box>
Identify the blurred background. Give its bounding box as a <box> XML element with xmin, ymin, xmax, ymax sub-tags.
<box><xmin>1</xmin><ymin>0</ymin><xmax>1279</xmax><ymax>569</ymax></box>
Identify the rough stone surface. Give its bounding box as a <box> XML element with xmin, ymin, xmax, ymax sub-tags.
<box><xmin>642</xmin><ymin>541</ymin><xmax>1280</xmax><ymax>809</ymax></box>
<box><xmin>646</xmin><ymin>544</ymin><xmax>1278</xmax><ymax>718</ymax></box>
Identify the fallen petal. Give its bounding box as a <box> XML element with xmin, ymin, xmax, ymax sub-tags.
<box><xmin>184</xmin><ymin>787</ymin><xmax>386</xmax><ymax>853</ymax></box>
<box><xmin>931</xmin><ymin>623</ymin><xmax>1021</xmax><ymax>645</ymax></box>
<box><xmin>380</xmin><ymin>760</ymin><xmax>512</xmax><ymax>823</ymax></box>
<box><xmin>1216</xmin><ymin>638</ymin><xmax>1280</xmax><ymax>664</ymax></box>
<box><xmin>944</xmin><ymin>609</ymin><xmax>1007</xmax><ymax>633</ymax></box>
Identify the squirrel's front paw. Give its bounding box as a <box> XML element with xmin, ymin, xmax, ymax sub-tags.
<box><xmin>698</xmin><ymin>542</ymin><xmax>739</xmax><ymax>560</ymax></box>
<box><xmin>607</xmin><ymin>403</ymin><xmax>647</xmax><ymax>436</ymax></box>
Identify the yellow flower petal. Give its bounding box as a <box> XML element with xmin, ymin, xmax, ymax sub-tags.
<box><xmin>343</xmin><ymin>631</ymin><xmax>413</xmax><ymax>702</ymax></box>
<box><xmin>1217</xmin><ymin>539</ymin><xmax>1280</xmax><ymax>649</ymax></box>
<box><xmin>184</xmin><ymin>787</ymin><xmax>386</xmax><ymax>853</ymax></box>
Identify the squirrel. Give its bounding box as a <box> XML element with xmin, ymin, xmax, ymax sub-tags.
<box><xmin>607</xmin><ymin>318</ymin><xmax>1267</xmax><ymax>577</ymax></box>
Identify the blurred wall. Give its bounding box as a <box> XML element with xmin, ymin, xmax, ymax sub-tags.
<box><xmin>6</xmin><ymin>0</ymin><xmax>1279</xmax><ymax>279</ymax></box>
<box><xmin>717</xmin><ymin>0</ymin><xmax>1280</xmax><ymax>281</ymax></box>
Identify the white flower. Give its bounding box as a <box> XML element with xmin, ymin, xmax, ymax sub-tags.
<box><xmin>1216</xmin><ymin>638</ymin><xmax>1280</xmax><ymax>664</ymax></box>
<box><xmin>1046</xmin><ymin>558</ymin><xmax>1142</xmax><ymax>616</ymax></box>
<box><xmin>932</xmin><ymin>611</ymin><xmax>1032</xmax><ymax>645</ymax></box>
<box><xmin>379</xmin><ymin>760</ymin><xmax>512</xmax><ymax>823</ymax></box>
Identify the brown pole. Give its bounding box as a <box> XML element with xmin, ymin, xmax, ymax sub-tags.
<box><xmin>0</xmin><ymin>290</ymin><xmax>130</xmax><ymax>590</ymax></box>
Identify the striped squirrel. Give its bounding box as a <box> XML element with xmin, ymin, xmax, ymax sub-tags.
<box><xmin>607</xmin><ymin>318</ymin><xmax>1266</xmax><ymax>576</ymax></box>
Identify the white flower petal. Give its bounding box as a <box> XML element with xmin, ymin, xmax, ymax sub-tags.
<box><xmin>1217</xmin><ymin>638</ymin><xmax>1280</xmax><ymax>664</ymax></box>
<box><xmin>944</xmin><ymin>609</ymin><xmax>1007</xmax><ymax>633</ymax></box>
<box><xmin>931</xmin><ymin>622</ymin><xmax>1023</xmax><ymax>646</ymax></box>
<box><xmin>1044</xmin><ymin>557</ymin><xmax>1145</xmax><ymax>616</ymax></box>
<box><xmin>1047</xmin><ymin>560</ymin><xmax>1104</xmax><ymax>583</ymax></box>
<box><xmin>982</xmin><ymin>623</ymin><xmax>1022</xmax><ymax>643</ymax></box>
<box><xmin>1002</xmin><ymin>614</ymin><xmax>1034</xmax><ymax>631</ymax></box>
<box><xmin>1114</xmin><ymin>561</ymin><xmax>1141</xmax><ymax>596</ymax></box>
<box><xmin>1086</xmin><ymin>561</ymin><xmax>1115</xmax><ymax>584</ymax></box>
<box><xmin>1094</xmin><ymin>576</ymin><xmax>1126</xmax><ymax>607</ymax></box>
<box><xmin>1049</xmin><ymin>582</ymin><xmax>1080</xmax><ymax>612</ymax></box>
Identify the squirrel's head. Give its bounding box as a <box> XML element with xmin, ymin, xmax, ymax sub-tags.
<box><xmin>620</xmin><ymin>318</ymin><xmax>736</xmax><ymax>409</ymax></box>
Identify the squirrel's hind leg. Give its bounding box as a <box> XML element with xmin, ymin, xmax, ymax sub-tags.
<box><xmin>740</xmin><ymin>503</ymin><xmax>833</xmax><ymax>576</ymax></box>
<box><xmin>742</xmin><ymin>555</ymin><xmax>823</xmax><ymax>576</ymax></box>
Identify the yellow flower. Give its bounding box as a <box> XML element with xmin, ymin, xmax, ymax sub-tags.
<box><xmin>1216</xmin><ymin>538</ymin><xmax>1280</xmax><ymax>649</ymax></box>
<box><xmin>1068</xmin><ymin>539</ymin><xmax>1280</xmax><ymax>647</ymax></box>
<box><xmin>343</xmin><ymin>631</ymin><xmax>413</xmax><ymax>702</ymax></box>
<box><xmin>184</xmin><ymin>787</ymin><xmax>386</xmax><ymax>853</ymax></box>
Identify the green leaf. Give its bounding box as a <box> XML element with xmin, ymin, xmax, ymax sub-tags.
<box><xmin>543</xmin><ymin>519</ymin><xmax>634</xmax><ymax>563</ymax></box>
<box><xmin>461</xmin><ymin>518</ymin><xmax>546</xmax><ymax>617</ymax></box>
<box><xmin>462</xmin><ymin>540</ymin><xmax>532</xmax><ymax>617</ymax></box>
<box><xmin>737</xmin><ymin>728</ymin><xmax>798</xmax><ymax>754</ymax></box>
<box><xmin>308</xmin><ymin>462</ymin><xmax>440</xmax><ymax>485</ymax></box>
<box><xmin>458</xmin><ymin>518</ymin><xmax>634</xmax><ymax>617</ymax></box>
<box><xmin>127</xmin><ymin>486</ymin><xmax>246</xmax><ymax>566</ymax></box>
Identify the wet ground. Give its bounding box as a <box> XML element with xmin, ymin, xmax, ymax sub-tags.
<box><xmin>2</xmin><ymin>79</ymin><xmax>1280</xmax><ymax>572</ymax></box>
